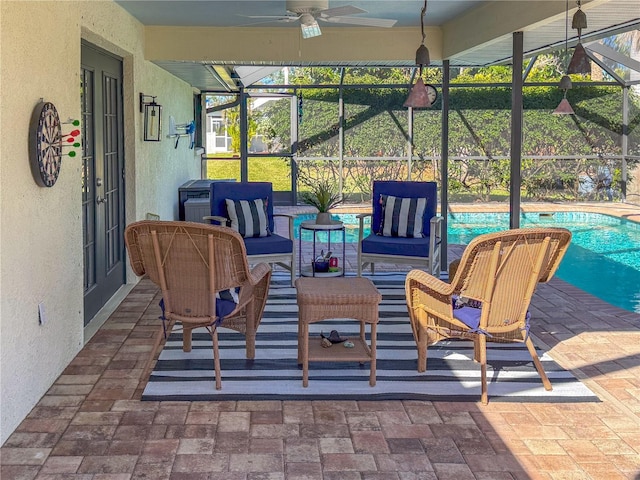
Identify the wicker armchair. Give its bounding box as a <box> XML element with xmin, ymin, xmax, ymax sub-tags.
<box><xmin>125</xmin><ymin>220</ymin><xmax>272</xmax><ymax>390</ymax></box>
<box><xmin>405</xmin><ymin>227</ymin><xmax>572</xmax><ymax>404</ymax></box>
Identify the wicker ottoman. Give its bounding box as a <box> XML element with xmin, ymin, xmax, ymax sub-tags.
<box><xmin>295</xmin><ymin>277</ymin><xmax>382</xmax><ymax>387</ymax></box>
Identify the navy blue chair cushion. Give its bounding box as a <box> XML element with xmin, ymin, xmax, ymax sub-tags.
<box><xmin>243</xmin><ymin>234</ymin><xmax>293</xmax><ymax>256</ymax></box>
<box><xmin>159</xmin><ymin>287</ymin><xmax>239</xmax><ymax>327</ymax></box>
<box><xmin>210</xmin><ymin>181</ymin><xmax>275</xmax><ymax>233</ymax></box>
<box><xmin>361</xmin><ymin>234</ymin><xmax>430</xmax><ymax>258</ymax></box>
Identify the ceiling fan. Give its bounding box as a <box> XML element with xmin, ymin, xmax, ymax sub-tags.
<box><xmin>242</xmin><ymin>0</ymin><xmax>397</xmax><ymax>38</ymax></box>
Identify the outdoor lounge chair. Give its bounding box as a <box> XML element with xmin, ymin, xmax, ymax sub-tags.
<box><xmin>357</xmin><ymin>181</ymin><xmax>443</xmax><ymax>276</ymax></box>
<box><xmin>405</xmin><ymin>227</ymin><xmax>572</xmax><ymax>404</ymax></box>
<box><xmin>205</xmin><ymin>181</ymin><xmax>296</xmax><ymax>286</ymax></box>
<box><xmin>124</xmin><ymin>220</ymin><xmax>272</xmax><ymax>390</ymax></box>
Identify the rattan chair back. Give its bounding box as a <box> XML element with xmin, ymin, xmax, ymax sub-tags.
<box><xmin>125</xmin><ymin>220</ymin><xmax>272</xmax><ymax>389</ymax></box>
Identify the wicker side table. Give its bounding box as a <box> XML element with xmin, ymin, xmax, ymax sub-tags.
<box><xmin>295</xmin><ymin>277</ymin><xmax>382</xmax><ymax>387</ymax></box>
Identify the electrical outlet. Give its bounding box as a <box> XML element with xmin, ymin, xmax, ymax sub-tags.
<box><xmin>38</xmin><ymin>302</ymin><xmax>46</xmax><ymax>325</ymax></box>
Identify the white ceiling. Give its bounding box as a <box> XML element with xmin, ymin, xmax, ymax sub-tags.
<box><xmin>114</xmin><ymin>0</ymin><xmax>640</xmax><ymax>90</ymax></box>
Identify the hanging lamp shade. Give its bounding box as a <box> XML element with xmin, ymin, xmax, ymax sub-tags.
<box><xmin>559</xmin><ymin>74</ymin><xmax>573</xmax><ymax>91</ymax></box>
<box><xmin>553</xmin><ymin>97</ymin><xmax>575</xmax><ymax>115</ymax></box>
<box><xmin>572</xmin><ymin>8</ymin><xmax>587</xmax><ymax>31</ymax></box>
<box><xmin>567</xmin><ymin>43</ymin><xmax>591</xmax><ymax>74</ymax></box>
<box><xmin>415</xmin><ymin>43</ymin><xmax>430</xmax><ymax>67</ymax></box>
<box><xmin>405</xmin><ymin>0</ymin><xmax>432</xmax><ymax>108</ymax></box>
<box><xmin>404</xmin><ymin>77</ymin><xmax>433</xmax><ymax>108</ymax></box>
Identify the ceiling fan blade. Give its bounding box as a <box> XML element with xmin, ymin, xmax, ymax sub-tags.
<box><xmin>318</xmin><ymin>5</ymin><xmax>367</xmax><ymax>17</ymax></box>
<box><xmin>243</xmin><ymin>15</ymin><xmax>300</xmax><ymax>22</ymax></box>
<box><xmin>235</xmin><ymin>18</ymin><xmax>298</xmax><ymax>27</ymax></box>
<box><xmin>320</xmin><ymin>16</ymin><xmax>397</xmax><ymax>28</ymax></box>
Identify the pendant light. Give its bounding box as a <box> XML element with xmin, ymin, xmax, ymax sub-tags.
<box><xmin>404</xmin><ymin>0</ymin><xmax>433</xmax><ymax>108</ymax></box>
<box><xmin>567</xmin><ymin>0</ymin><xmax>590</xmax><ymax>74</ymax></box>
<box><xmin>553</xmin><ymin>0</ymin><xmax>575</xmax><ymax>115</ymax></box>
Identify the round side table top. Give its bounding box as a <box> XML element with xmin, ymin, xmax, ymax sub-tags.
<box><xmin>300</xmin><ymin>220</ymin><xmax>344</xmax><ymax>230</ymax></box>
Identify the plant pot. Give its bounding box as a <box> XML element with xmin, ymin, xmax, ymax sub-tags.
<box><xmin>316</xmin><ymin>212</ymin><xmax>332</xmax><ymax>225</ymax></box>
<box><xmin>313</xmin><ymin>261</ymin><xmax>330</xmax><ymax>273</ymax></box>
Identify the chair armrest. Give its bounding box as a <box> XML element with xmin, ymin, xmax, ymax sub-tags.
<box><xmin>249</xmin><ymin>262</ymin><xmax>272</xmax><ymax>286</ymax></box>
<box><xmin>203</xmin><ymin>215</ymin><xmax>228</xmax><ymax>226</ymax></box>
<box><xmin>357</xmin><ymin>213</ymin><xmax>372</xmax><ymax>242</ymax></box>
<box><xmin>430</xmin><ymin>216</ymin><xmax>443</xmax><ymax>241</ymax></box>
<box><xmin>273</xmin><ymin>213</ymin><xmax>295</xmax><ymax>240</ymax></box>
<box><xmin>405</xmin><ymin>269</ymin><xmax>454</xmax><ymax>320</ymax></box>
<box><xmin>428</xmin><ymin>216</ymin><xmax>444</xmax><ymax>275</ymax></box>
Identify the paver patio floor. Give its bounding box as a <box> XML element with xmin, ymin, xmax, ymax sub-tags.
<box><xmin>2</xmin><ymin>203</ymin><xmax>640</xmax><ymax>479</ymax></box>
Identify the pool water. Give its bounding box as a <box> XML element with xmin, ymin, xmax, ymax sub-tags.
<box><xmin>294</xmin><ymin>212</ymin><xmax>640</xmax><ymax>314</ymax></box>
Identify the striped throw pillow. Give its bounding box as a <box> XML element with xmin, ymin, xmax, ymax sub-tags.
<box><xmin>225</xmin><ymin>198</ymin><xmax>271</xmax><ymax>238</ymax></box>
<box><xmin>378</xmin><ymin>195</ymin><xmax>427</xmax><ymax>238</ymax></box>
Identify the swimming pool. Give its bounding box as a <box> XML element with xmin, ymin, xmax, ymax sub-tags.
<box><xmin>294</xmin><ymin>212</ymin><xmax>640</xmax><ymax>314</ymax></box>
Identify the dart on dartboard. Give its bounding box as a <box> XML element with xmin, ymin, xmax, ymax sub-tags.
<box><xmin>62</xmin><ymin>129</ymin><xmax>80</xmax><ymax>138</ymax></box>
<box><xmin>63</xmin><ymin>119</ymin><xmax>80</xmax><ymax>126</ymax></box>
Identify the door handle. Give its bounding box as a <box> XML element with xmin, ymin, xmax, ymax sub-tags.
<box><xmin>96</xmin><ymin>195</ymin><xmax>107</xmax><ymax>204</ymax></box>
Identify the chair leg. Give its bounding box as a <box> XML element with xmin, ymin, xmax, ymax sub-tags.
<box><xmin>182</xmin><ymin>325</ymin><xmax>194</xmax><ymax>352</ymax></box>
<box><xmin>141</xmin><ymin>318</ymin><xmax>175</xmax><ymax>385</ymax></box>
<box><xmin>246</xmin><ymin>330</ymin><xmax>256</xmax><ymax>360</ymax></box>
<box><xmin>525</xmin><ymin>337</ymin><xmax>552</xmax><ymax>391</ymax></box>
<box><xmin>478</xmin><ymin>335</ymin><xmax>488</xmax><ymax>405</ymax></box>
<box><xmin>211</xmin><ymin>327</ymin><xmax>222</xmax><ymax>390</ymax></box>
<box><xmin>473</xmin><ymin>337</ymin><xmax>481</xmax><ymax>363</ymax></box>
<box><xmin>417</xmin><ymin>332</ymin><xmax>427</xmax><ymax>373</ymax></box>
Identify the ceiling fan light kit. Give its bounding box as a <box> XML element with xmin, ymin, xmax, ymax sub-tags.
<box><xmin>300</xmin><ymin>13</ymin><xmax>322</xmax><ymax>38</ymax></box>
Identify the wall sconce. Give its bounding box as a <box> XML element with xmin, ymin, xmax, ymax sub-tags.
<box><xmin>140</xmin><ymin>93</ymin><xmax>162</xmax><ymax>142</ymax></box>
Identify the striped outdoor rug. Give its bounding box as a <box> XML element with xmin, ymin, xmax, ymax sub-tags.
<box><xmin>142</xmin><ymin>273</ymin><xmax>599</xmax><ymax>403</ymax></box>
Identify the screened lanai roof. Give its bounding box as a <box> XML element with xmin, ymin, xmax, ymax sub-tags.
<box><xmin>116</xmin><ymin>0</ymin><xmax>639</xmax><ymax>91</ymax></box>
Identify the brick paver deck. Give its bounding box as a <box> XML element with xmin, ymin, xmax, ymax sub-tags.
<box><xmin>2</xmin><ymin>204</ymin><xmax>640</xmax><ymax>479</ymax></box>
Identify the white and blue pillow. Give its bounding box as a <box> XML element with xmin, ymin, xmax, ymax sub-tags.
<box><xmin>378</xmin><ymin>195</ymin><xmax>427</xmax><ymax>238</ymax></box>
<box><xmin>225</xmin><ymin>198</ymin><xmax>270</xmax><ymax>238</ymax></box>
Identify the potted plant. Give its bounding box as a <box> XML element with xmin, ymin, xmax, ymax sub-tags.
<box><xmin>299</xmin><ymin>178</ymin><xmax>342</xmax><ymax>224</ymax></box>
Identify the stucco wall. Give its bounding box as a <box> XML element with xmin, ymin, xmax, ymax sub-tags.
<box><xmin>0</xmin><ymin>0</ymin><xmax>200</xmax><ymax>444</ymax></box>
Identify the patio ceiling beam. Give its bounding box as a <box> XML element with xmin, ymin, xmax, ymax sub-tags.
<box><xmin>442</xmin><ymin>1</ymin><xmax>571</xmax><ymax>58</ymax></box>
<box><xmin>145</xmin><ymin>26</ymin><xmax>442</xmax><ymax>64</ymax></box>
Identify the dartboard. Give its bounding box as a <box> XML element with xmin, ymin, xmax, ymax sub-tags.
<box><xmin>29</xmin><ymin>101</ymin><xmax>62</xmax><ymax>187</ymax></box>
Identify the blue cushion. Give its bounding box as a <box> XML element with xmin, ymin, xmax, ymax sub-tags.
<box><xmin>243</xmin><ymin>233</ymin><xmax>293</xmax><ymax>256</ymax></box>
<box><xmin>453</xmin><ymin>306</ymin><xmax>481</xmax><ymax>330</ymax></box>
<box><xmin>452</xmin><ymin>297</ymin><xmax>531</xmax><ymax>335</ymax></box>
<box><xmin>158</xmin><ymin>286</ymin><xmax>240</xmax><ymax>326</ymax></box>
<box><xmin>361</xmin><ymin>233</ymin><xmax>431</xmax><ymax>258</ymax></box>
<box><xmin>216</xmin><ymin>288</ymin><xmax>240</xmax><ymax>320</ymax></box>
